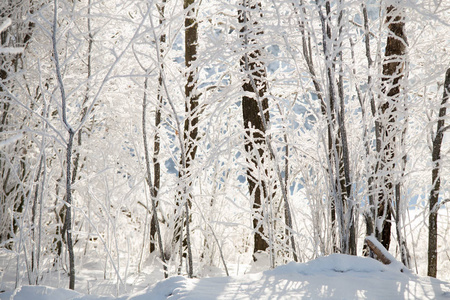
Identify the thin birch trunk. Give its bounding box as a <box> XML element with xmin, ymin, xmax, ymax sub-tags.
<box><xmin>150</xmin><ymin>0</ymin><xmax>166</xmax><ymax>255</ymax></box>
<box><xmin>52</xmin><ymin>0</ymin><xmax>75</xmax><ymax>289</ymax></box>
<box><xmin>142</xmin><ymin>76</ymin><xmax>168</xmax><ymax>278</ymax></box>
<box><xmin>293</xmin><ymin>1</ymin><xmax>336</xmax><ymax>254</ymax></box>
<box><xmin>148</xmin><ymin>0</ymin><xmax>194</xmax><ymax>278</ymax></box>
<box><xmin>428</xmin><ymin>68</ymin><xmax>450</xmax><ymax>277</ymax></box>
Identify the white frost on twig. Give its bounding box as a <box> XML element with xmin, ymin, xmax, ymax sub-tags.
<box><xmin>0</xmin><ymin>47</ymin><xmax>24</xmax><ymax>54</ymax></box>
<box><xmin>0</xmin><ymin>18</ymin><xmax>12</xmax><ymax>33</ymax></box>
<box><xmin>0</xmin><ymin>133</ymin><xmax>23</xmax><ymax>148</ymax></box>
<box><xmin>0</xmin><ymin>18</ymin><xmax>24</xmax><ymax>54</ymax></box>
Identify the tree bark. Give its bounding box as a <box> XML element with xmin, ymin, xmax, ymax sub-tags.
<box><xmin>377</xmin><ymin>2</ymin><xmax>407</xmax><ymax>251</ymax></box>
<box><xmin>150</xmin><ymin>0</ymin><xmax>166</xmax><ymax>255</ymax></box>
<box><xmin>53</xmin><ymin>0</ymin><xmax>75</xmax><ymax>288</ymax></box>
<box><xmin>71</xmin><ymin>0</ymin><xmax>93</xmax><ymax>187</ymax></box>
<box><xmin>294</xmin><ymin>1</ymin><xmax>337</xmax><ymax>254</ymax></box>
<box><xmin>181</xmin><ymin>0</ymin><xmax>200</xmax><ymax>178</ymax></box>
<box><xmin>172</xmin><ymin>0</ymin><xmax>198</xmax><ymax>278</ymax></box>
<box><xmin>238</xmin><ymin>0</ymin><xmax>270</xmax><ymax>254</ymax></box>
<box><xmin>142</xmin><ymin>75</ymin><xmax>167</xmax><ymax>277</ymax></box>
<box><xmin>427</xmin><ymin>68</ymin><xmax>450</xmax><ymax>278</ymax></box>
<box><xmin>316</xmin><ymin>0</ymin><xmax>355</xmax><ymax>254</ymax></box>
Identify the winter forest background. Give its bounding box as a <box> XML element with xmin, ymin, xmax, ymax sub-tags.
<box><xmin>1</xmin><ymin>0</ymin><xmax>450</xmax><ymax>296</ymax></box>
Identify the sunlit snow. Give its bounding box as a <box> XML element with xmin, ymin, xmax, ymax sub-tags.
<box><xmin>2</xmin><ymin>254</ymin><xmax>450</xmax><ymax>300</ymax></box>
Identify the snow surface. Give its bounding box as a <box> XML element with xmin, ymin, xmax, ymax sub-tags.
<box><xmin>2</xmin><ymin>254</ymin><xmax>450</xmax><ymax>300</ymax></box>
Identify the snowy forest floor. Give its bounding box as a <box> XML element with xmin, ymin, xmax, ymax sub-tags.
<box><xmin>1</xmin><ymin>209</ymin><xmax>450</xmax><ymax>299</ymax></box>
<box><xmin>1</xmin><ymin>254</ymin><xmax>450</xmax><ymax>299</ymax></box>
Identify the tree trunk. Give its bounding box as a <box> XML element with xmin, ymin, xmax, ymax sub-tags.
<box><xmin>316</xmin><ymin>0</ymin><xmax>355</xmax><ymax>254</ymax></box>
<box><xmin>150</xmin><ymin>0</ymin><xmax>166</xmax><ymax>255</ymax></box>
<box><xmin>52</xmin><ymin>0</ymin><xmax>75</xmax><ymax>288</ymax></box>
<box><xmin>283</xmin><ymin>135</ymin><xmax>298</xmax><ymax>261</ymax></box>
<box><xmin>142</xmin><ymin>75</ymin><xmax>167</xmax><ymax>277</ymax></box>
<box><xmin>428</xmin><ymin>68</ymin><xmax>450</xmax><ymax>278</ymax></box>
<box><xmin>172</xmin><ymin>0</ymin><xmax>198</xmax><ymax>278</ymax></box>
<box><xmin>71</xmin><ymin>0</ymin><xmax>94</xmax><ymax>187</ymax></box>
<box><xmin>65</xmin><ymin>131</ymin><xmax>76</xmax><ymax>290</ymax></box>
<box><xmin>238</xmin><ymin>0</ymin><xmax>270</xmax><ymax>254</ymax></box>
<box><xmin>377</xmin><ymin>2</ymin><xmax>407</xmax><ymax>251</ymax></box>
<box><xmin>294</xmin><ymin>1</ymin><xmax>338</xmax><ymax>254</ymax></box>
<box><xmin>358</xmin><ymin>2</ymin><xmax>381</xmax><ymax>257</ymax></box>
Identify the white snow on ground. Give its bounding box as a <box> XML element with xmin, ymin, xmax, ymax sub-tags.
<box><xmin>1</xmin><ymin>210</ymin><xmax>449</xmax><ymax>299</ymax></box>
<box><xmin>2</xmin><ymin>254</ymin><xmax>450</xmax><ymax>300</ymax></box>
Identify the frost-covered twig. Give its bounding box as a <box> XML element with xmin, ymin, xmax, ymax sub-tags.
<box><xmin>0</xmin><ymin>18</ymin><xmax>12</xmax><ymax>33</ymax></box>
<box><xmin>241</xmin><ymin>0</ymin><xmax>298</xmax><ymax>265</ymax></box>
<box><xmin>193</xmin><ymin>200</ymin><xmax>230</xmax><ymax>276</ymax></box>
<box><xmin>52</xmin><ymin>0</ymin><xmax>76</xmax><ymax>290</ymax></box>
<box><xmin>148</xmin><ymin>0</ymin><xmax>193</xmax><ymax>278</ymax></box>
<box><xmin>0</xmin><ymin>19</ymin><xmax>24</xmax><ymax>54</ymax></box>
<box><xmin>142</xmin><ymin>74</ymin><xmax>168</xmax><ymax>277</ymax></box>
<box><xmin>0</xmin><ymin>134</ymin><xmax>23</xmax><ymax>148</ymax></box>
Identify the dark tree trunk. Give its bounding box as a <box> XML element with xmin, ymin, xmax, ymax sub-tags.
<box><xmin>358</xmin><ymin>2</ymin><xmax>380</xmax><ymax>257</ymax></box>
<box><xmin>238</xmin><ymin>0</ymin><xmax>270</xmax><ymax>254</ymax></box>
<box><xmin>150</xmin><ymin>0</ymin><xmax>166</xmax><ymax>255</ymax></box>
<box><xmin>182</xmin><ymin>0</ymin><xmax>200</xmax><ymax>174</ymax></box>
<box><xmin>142</xmin><ymin>74</ymin><xmax>167</xmax><ymax>277</ymax></box>
<box><xmin>65</xmin><ymin>131</ymin><xmax>76</xmax><ymax>290</ymax></box>
<box><xmin>52</xmin><ymin>0</ymin><xmax>76</xmax><ymax>288</ymax></box>
<box><xmin>428</xmin><ymin>68</ymin><xmax>450</xmax><ymax>278</ymax></box>
<box><xmin>377</xmin><ymin>3</ymin><xmax>407</xmax><ymax>251</ymax></box>
<box><xmin>172</xmin><ymin>0</ymin><xmax>198</xmax><ymax>278</ymax></box>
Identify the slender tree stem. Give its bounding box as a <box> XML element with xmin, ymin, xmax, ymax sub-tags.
<box><xmin>142</xmin><ymin>76</ymin><xmax>168</xmax><ymax>278</ymax></box>
<box><xmin>428</xmin><ymin>68</ymin><xmax>450</xmax><ymax>277</ymax></box>
<box><xmin>52</xmin><ymin>0</ymin><xmax>75</xmax><ymax>289</ymax></box>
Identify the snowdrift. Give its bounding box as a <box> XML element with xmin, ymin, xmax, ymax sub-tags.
<box><xmin>2</xmin><ymin>254</ymin><xmax>450</xmax><ymax>299</ymax></box>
